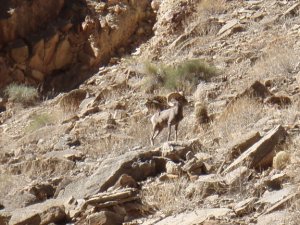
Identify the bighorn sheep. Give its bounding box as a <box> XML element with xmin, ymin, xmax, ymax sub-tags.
<box><xmin>149</xmin><ymin>92</ymin><xmax>188</xmax><ymax>146</ymax></box>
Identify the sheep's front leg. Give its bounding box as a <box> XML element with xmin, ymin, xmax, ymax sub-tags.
<box><xmin>175</xmin><ymin>124</ymin><xmax>178</xmax><ymax>141</ymax></box>
<box><xmin>151</xmin><ymin>127</ymin><xmax>162</xmax><ymax>146</ymax></box>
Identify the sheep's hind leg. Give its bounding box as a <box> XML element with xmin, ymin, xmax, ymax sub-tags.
<box><xmin>175</xmin><ymin>124</ymin><xmax>178</xmax><ymax>141</ymax></box>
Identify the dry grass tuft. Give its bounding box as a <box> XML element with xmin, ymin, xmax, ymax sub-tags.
<box><xmin>183</xmin><ymin>0</ymin><xmax>226</xmax><ymax>36</ymax></box>
<box><xmin>5</xmin><ymin>83</ymin><xmax>39</xmax><ymax>106</ymax></box>
<box><xmin>141</xmin><ymin>177</ymin><xmax>204</xmax><ymax>216</ymax></box>
<box><xmin>213</xmin><ymin>97</ymin><xmax>264</xmax><ymax>144</ymax></box>
<box><xmin>199</xmin><ymin>0</ymin><xmax>227</xmax><ymax>15</ymax></box>
<box><xmin>59</xmin><ymin>89</ymin><xmax>87</xmax><ymax>113</ymax></box>
<box><xmin>25</xmin><ymin>113</ymin><xmax>55</xmax><ymax>133</ymax></box>
<box><xmin>252</xmin><ymin>47</ymin><xmax>299</xmax><ymax>81</ymax></box>
<box><xmin>194</xmin><ymin>101</ymin><xmax>210</xmax><ymax>125</ymax></box>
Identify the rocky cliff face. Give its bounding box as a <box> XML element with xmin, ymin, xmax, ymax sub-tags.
<box><xmin>0</xmin><ymin>0</ymin><xmax>65</xmax><ymax>45</ymax></box>
<box><xmin>0</xmin><ymin>0</ymin><xmax>154</xmax><ymax>91</ymax></box>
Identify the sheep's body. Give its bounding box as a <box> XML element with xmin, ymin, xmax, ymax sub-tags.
<box><xmin>150</xmin><ymin>100</ymin><xmax>186</xmax><ymax>146</ymax></box>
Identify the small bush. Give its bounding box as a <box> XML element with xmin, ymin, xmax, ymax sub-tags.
<box><xmin>199</xmin><ymin>0</ymin><xmax>226</xmax><ymax>15</ymax></box>
<box><xmin>4</xmin><ymin>83</ymin><xmax>38</xmax><ymax>106</ymax></box>
<box><xmin>26</xmin><ymin>113</ymin><xmax>54</xmax><ymax>132</ymax></box>
<box><xmin>194</xmin><ymin>101</ymin><xmax>210</xmax><ymax>125</ymax></box>
<box><xmin>142</xmin><ymin>59</ymin><xmax>218</xmax><ymax>93</ymax></box>
<box><xmin>59</xmin><ymin>89</ymin><xmax>87</xmax><ymax>113</ymax></box>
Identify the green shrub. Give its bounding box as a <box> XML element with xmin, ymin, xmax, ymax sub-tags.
<box><xmin>26</xmin><ymin>113</ymin><xmax>54</xmax><ymax>132</ymax></box>
<box><xmin>143</xmin><ymin>59</ymin><xmax>218</xmax><ymax>92</ymax></box>
<box><xmin>5</xmin><ymin>83</ymin><xmax>38</xmax><ymax>106</ymax></box>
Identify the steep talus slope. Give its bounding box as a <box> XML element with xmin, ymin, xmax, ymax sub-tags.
<box><xmin>1</xmin><ymin>0</ymin><xmax>300</xmax><ymax>224</ymax></box>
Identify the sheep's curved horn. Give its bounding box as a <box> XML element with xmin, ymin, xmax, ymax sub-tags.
<box><xmin>167</xmin><ymin>92</ymin><xmax>184</xmax><ymax>105</ymax></box>
<box><xmin>146</xmin><ymin>95</ymin><xmax>169</xmax><ymax>110</ymax></box>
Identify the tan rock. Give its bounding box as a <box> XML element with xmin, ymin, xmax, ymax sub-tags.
<box><xmin>58</xmin><ymin>150</ymin><xmax>160</xmax><ymax>199</ymax></box>
<box><xmin>224</xmin><ymin>166</ymin><xmax>250</xmax><ymax>187</ymax></box>
<box><xmin>85</xmin><ymin>211</ymin><xmax>124</xmax><ymax>225</ymax></box>
<box><xmin>166</xmin><ymin>161</ymin><xmax>182</xmax><ymax>175</ymax></box>
<box><xmin>218</xmin><ymin>19</ymin><xmax>244</xmax><ymax>38</ymax></box>
<box><xmin>155</xmin><ymin>208</ymin><xmax>231</xmax><ymax>225</ymax></box>
<box><xmin>44</xmin><ymin>33</ymin><xmax>60</xmax><ymax>65</ymax></box>
<box><xmin>29</xmin><ymin>38</ymin><xmax>45</xmax><ymax>72</ymax></box>
<box><xmin>0</xmin><ymin>0</ymin><xmax>64</xmax><ymax>45</ymax></box>
<box><xmin>234</xmin><ymin>197</ymin><xmax>257</xmax><ymax>216</ymax></box>
<box><xmin>257</xmin><ymin>211</ymin><xmax>288</xmax><ymax>225</ymax></box>
<box><xmin>9</xmin><ymin>213</ymin><xmax>41</xmax><ymax>225</ymax></box>
<box><xmin>31</xmin><ymin>70</ymin><xmax>45</xmax><ymax>81</ymax></box>
<box><xmin>264</xmin><ymin>95</ymin><xmax>292</xmax><ymax>107</ymax></box>
<box><xmin>182</xmin><ymin>158</ymin><xmax>204</xmax><ymax>175</ymax></box>
<box><xmin>241</xmin><ymin>81</ymin><xmax>272</xmax><ymax>99</ymax></box>
<box><xmin>227</xmin><ymin>130</ymin><xmax>261</xmax><ymax>159</ymax></box>
<box><xmin>161</xmin><ymin>139</ymin><xmax>202</xmax><ymax>161</ymax></box>
<box><xmin>258</xmin><ymin>185</ymin><xmax>296</xmax><ymax>205</ymax></box>
<box><xmin>54</xmin><ymin>38</ymin><xmax>73</xmax><ymax>70</ymax></box>
<box><xmin>264</xmin><ymin>171</ymin><xmax>289</xmax><ymax>190</ymax></box>
<box><xmin>192</xmin><ymin>174</ymin><xmax>226</xmax><ymax>197</ymax></box>
<box><xmin>112</xmin><ymin>174</ymin><xmax>138</xmax><ymax>190</ymax></box>
<box><xmin>8</xmin><ymin>199</ymin><xmax>66</xmax><ymax>225</ymax></box>
<box><xmin>25</xmin><ymin>182</ymin><xmax>55</xmax><ymax>201</ymax></box>
<box><xmin>223</xmin><ymin>125</ymin><xmax>287</xmax><ymax>173</ymax></box>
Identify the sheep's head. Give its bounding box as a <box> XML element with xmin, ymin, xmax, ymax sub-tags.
<box><xmin>167</xmin><ymin>92</ymin><xmax>188</xmax><ymax>107</ymax></box>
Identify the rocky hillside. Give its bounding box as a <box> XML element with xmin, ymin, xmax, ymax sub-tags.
<box><xmin>0</xmin><ymin>0</ymin><xmax>300</xmax><ymax>224</ymax></box>
<box><xmin>0</xmin><ymin>0</ymin><xmax>154</xmax><ymax>91</ymax></box>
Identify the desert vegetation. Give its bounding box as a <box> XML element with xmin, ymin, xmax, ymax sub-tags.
<box><xmin>25</xmin><ymin>113</ymin><xmax>55</xmax><ymax>133</ymax></box>
<box><xmin>4</xmin><ymin>83</ymin><xmax>38</xmax><ymax>106</ymax></box>
<box><xmin>142</xmin><ymin>59</ymin><xmax>218</xmax><ymax>93</ymax></box>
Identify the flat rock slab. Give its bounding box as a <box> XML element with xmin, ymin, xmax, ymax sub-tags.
<box><xmin>234</xmin><ymin>197</ymin><xmax>257</xmax><ymax>216</ymax></box>
<box><xmin>154</xmin><ymin>208</ymin><xmax>231</xmax><ymax>225</ymax></box>
<box><xmin>162</xmin><ymin>139</ymin><xmax>202</xmax><ymax>161</ymax></box>
<box><xmin>58</xmin><ymin>149</ymin><xmax>160</xmax><ymax>199</ymax></box>
<box><xmin>223</xmin><ymin>125</ymin><xmax>287</xmax><ymax>174</ymax></box>
<box><xmin>218</xmin><ymin>19</ymin><xmax>238</xmax><ymax>35</ymax></box>
<box><xmin>257</xmin><ymin>185</ymin><xmax>296</xmax><ymax>205</ymax></box>
<box><xmin>257</xmin><ymin>210</ymin><xmax>288</xmax><ymax>225</ymax></box>
<box><xmin>43</xmin><ymin>149</ymin><xmax>84</xmax><ymax>161</ymax></box>
<box><xmin>6</xmin><ymin>199</ymin><xmax>66</xmax><ymax>225</ymax></box>
<box><xmin>227</xmin><ymin>131</ymin><xmax>261</xmax><ymax>159</ymax></box>
<box><xmin>224</xmin><ymin>166</ymin><xmax>249</xmax><ymax>186</ymax></box>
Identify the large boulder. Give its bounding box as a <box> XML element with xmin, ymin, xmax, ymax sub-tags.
<box><xmin>58</xmin><ymin>149</ymin><xmax>161</xmax><ymax>199</ymax></box>
<box><xmin>6</xmin><ymin>199</ymin><xmax>66</xmax><ymax>225</ymax></box>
